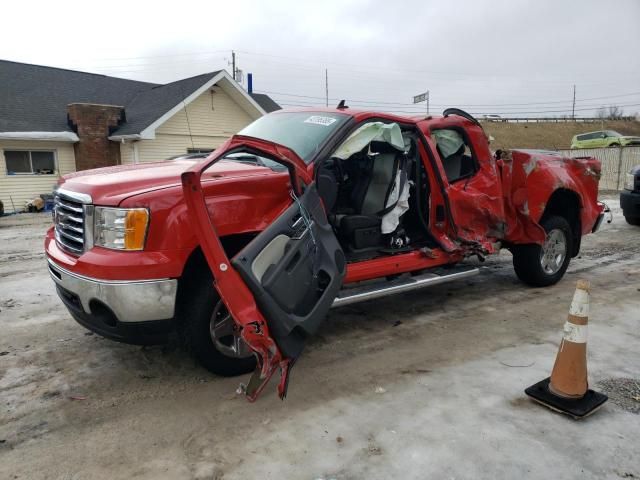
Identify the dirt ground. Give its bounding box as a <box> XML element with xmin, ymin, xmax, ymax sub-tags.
<box><xmin>1</xmin><ymin>194</ymin><xmax>639</xmax><ymax>480</ymax></box>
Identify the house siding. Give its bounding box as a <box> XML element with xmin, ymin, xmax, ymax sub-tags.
<box><xmin>157</xmin><ymin>87</ymin><xmax>254</xmax><ymax>137</ymax></box>
<box><xmin>120</xmin><ymin>88</ymin><xmax>254</xmax><ymax>164</ymax></box>
<box><xmin>0</xmin><ymin>140</ymin><xmax>76</xmax><ymax>213</ymax></box>
<box><xmin>120</xmin><ymin>134</ymin><xmax>229</xmax><ymax>164</ymax></box>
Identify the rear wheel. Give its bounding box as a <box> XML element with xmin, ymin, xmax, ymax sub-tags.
<box><xmin>512</xmin><ymin>215</ymin><xmax>573</xmax><ymax>287</ymax></box>
<box><xmin>625</xmin><ymin>216</ymin><xmax>640</xmax><ymax>226</ymax></box>
<box><xmin>178</xmin><ymin>278</ymin><xmax>256</xmax><ymax>376</ymax></box>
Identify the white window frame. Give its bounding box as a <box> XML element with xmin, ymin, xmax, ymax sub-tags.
<box><xmin>3</xmin><ymin>148</ymin><xmax>58</xmax><ymax>176</ymax></box>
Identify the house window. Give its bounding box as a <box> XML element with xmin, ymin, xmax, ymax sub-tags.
<box><xmin>4</xmin><ymin>150</ymin><xmax>56</xmax><ymax>175</ymax></box>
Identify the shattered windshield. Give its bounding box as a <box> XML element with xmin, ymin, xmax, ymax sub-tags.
<box><xmin>238</xmin><ymin>111</ymin><xmax>349</xmax><ymax>164</ymax></box>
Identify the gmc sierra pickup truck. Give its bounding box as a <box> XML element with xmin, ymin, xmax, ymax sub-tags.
<box><xmin>46</xmin><ymin>107</ymin><xmax>605</xmax><ymax>400</ymax></box>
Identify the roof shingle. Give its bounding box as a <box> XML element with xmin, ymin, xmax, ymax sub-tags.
<box><xmin>0</xmin><ymin>60</ymin><xmax>280</xmax><ymax>135</ymax></box>
<box><xmin>249</xmin><ymin>92</ymin><xmax>281</xmax><ymax>113</ymax></box>
<box><xmin>113</xmin><ymin>72</ymin><xmax>220</xmax><ymax>135</ymax></box>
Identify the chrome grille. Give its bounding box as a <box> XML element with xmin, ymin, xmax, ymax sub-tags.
<box><xmin>54</xmin><ymin>190</ymin><xmax>92</xmax><ymax>255</ymax></box>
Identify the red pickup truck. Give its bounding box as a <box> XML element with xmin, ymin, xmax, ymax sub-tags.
<box><xmin>46</xmin><ymin>107</ymin><xmax>604</xmax><ymax>400</ymax></box>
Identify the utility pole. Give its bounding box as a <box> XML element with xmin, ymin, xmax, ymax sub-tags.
<box><xmin>426</xmin><ymin>90</ymin><xmax>430</xmax><ymax>115</ymax></box>
<box><xmin>231</xmin><ymin>50</ymin><xmax>236</xmax><ymax>81</ymax></box>
<box><xmin>572</xmin><ymin>84</ymin><xmax>576</xmax><ymax>120</ymax></box>
<box><xmin>325</xmin><ymin>69</ymin><xmax>329</xmax><ymax>107</ymax></box>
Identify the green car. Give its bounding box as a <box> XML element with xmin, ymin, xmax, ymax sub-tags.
<box><xmin>571</xmin><ymin>130</ymin><xmax>640</xmax><ymax>149</ymax></box>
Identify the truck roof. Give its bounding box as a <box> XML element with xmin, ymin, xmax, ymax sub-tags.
<box><xmin>274</xmin><ymin>107</ymin><xmax>476</xmax><ymax>130</ymax></box>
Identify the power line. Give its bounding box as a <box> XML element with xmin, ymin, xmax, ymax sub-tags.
<box><xmin>94</xmin><ymin>57</ymin><xmax>227</xmax><ymax>71</ymax></box>
<box><xmin>237</xmin><ymin>49</ymin><xmax>640</xmax><ymax>84</ymax></box>
<box><xmin>70</xmin><ymin>49</ymin><xmax>230</xmax><ymax>63</ymax></box>
<box><xmin>259</xmin><ymin>89</ymin><xmax>640</xmax><ymax>109</ymax></box>
<box><xmin>65</xmin><ymin>47</ymin><xmax>640</xmax><ymax>84</ymax></box>
<box><xmin>29</xmin><ymin>47</ymin><xmax>637</xmax><ymax>113</ymax></box>
<box><xmin>42</xmin><ymin>47</ymin><xmax>639</xmax><ymax>95</ymax></box>
<box><xmin>243</xmin><ymin>57</ymin><xmax>640</xmax><ymax>93</ymax></box>
<box><xmin>274</xmin><ymin>101</ymin><xmax>640</xmax><ymax>116</ymax></box>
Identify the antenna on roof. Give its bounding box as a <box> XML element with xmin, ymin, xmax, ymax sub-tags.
<box><xmin>179</xmin><ymin>84</ymin><xmax>195</xmax><ymax>150</ymax></box>
<box><xmin>336</xmin><ymin>99</ymin><xmax>348</xmax><ymax>109</ymax></box>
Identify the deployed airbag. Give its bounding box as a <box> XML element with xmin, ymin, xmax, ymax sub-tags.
<box><xmin>334</xmin><ymin>122</ymin><xmax>406</xmax><ymax>160</ymax></box>
<box><xmin>381</xmin><ymin>170</ymin><xmax>410</xmax><ymax>234</ymax></box>
<box><xmin>432</xmin><ymin>129</ymin><xmax>465</xmax><ymax>158</ymax></box>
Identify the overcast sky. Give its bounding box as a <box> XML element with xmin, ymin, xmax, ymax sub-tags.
<box><xmin>3</xmin><ymin>0</ymin><xmax>639</xmax><ymax>117</ymax></box>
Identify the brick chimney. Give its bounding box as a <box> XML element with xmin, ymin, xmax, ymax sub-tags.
<box><xmin>67</xmin><ymin>103</ymin><xmax>125</xmax><ymax>171</ymax></box>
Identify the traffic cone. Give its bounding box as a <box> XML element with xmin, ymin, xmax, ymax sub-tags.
<box><xmin>525</xmin><ymin>279</ymin><xmax>608</xmax><ymax>419</ymax></box>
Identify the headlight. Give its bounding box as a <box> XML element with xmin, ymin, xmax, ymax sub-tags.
<box><xmin>624</xmin><ymin>173</ymin><xmax>636</xmax><ymax>191</ymax></box>
<box><xmin>94</xmin><ymin>207</ymin><xmax>149</xmax><ymax>250</ymax></box>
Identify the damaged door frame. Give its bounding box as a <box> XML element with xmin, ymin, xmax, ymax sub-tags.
<box><xmin>181</xmin><ymin>135</ymin><xmax>313</xmax><ymax>401</ymax></box>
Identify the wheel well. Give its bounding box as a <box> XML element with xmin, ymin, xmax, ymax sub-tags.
<box><xmin>175</xmin><ymin>232</ymin><xmax>259</xmax><ymax>324</ymax></box>
<box><xmin>542</xmin><ymin>189</ymin><xmax>581</xmax><ymax>257</ymax></box>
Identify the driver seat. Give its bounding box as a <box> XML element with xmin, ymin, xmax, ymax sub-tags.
<box><xmin>339</xmin><ymin>141</ymin><xmax>404</xmax><ymax>251</ymax></box>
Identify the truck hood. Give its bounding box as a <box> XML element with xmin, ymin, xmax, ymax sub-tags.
<box><xmin>59</xmin><ymin>159</ymin><xmax>279</xmax><ymax>206</ymax></box>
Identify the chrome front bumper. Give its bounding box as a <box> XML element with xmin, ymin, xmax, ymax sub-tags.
<box><xmin>47</xmin><ymin>259</ymin><xmax>178</xmax><ymax>323</ymax></box>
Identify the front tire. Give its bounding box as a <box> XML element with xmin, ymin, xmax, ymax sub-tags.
<box><xmin>625</xmin><ymin>216</ymin><xmax>640</xmax><ymax>226</ymax></box>
<box><xmin>512</xmin><ymin>215</ymin><xmax>573</xmax><ymax>287</ymax></box>
<box><xmin>178</xmin><ymin>276</ymin><xmax>256</xmax><ymax>376</ymax></box>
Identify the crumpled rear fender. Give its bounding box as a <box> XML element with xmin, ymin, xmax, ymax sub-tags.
<box><xmin>501</xmin><ymin>150</ymin><xmax>602</xmax><ymax>245</ymax></box>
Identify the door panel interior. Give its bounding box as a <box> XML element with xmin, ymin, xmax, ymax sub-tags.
<box><xmin>251</xmin><ymin>234</ymin><xmax>290</xmax><ymax>283</ymax></box>
<box><xmin>232</xmin><ymin>184</ymin><xmax>346</xmax><ymax>359</ymax></box>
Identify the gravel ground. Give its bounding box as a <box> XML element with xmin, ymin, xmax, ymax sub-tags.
<box><xmin>597</xmin><ymin>378</ymin><xmax>640</xmax><ymax>414</ymax></box>
<box><xmin>0</xmin><ymin>194</ymin><xmax>639</xmax><ymax>479</ymax></box>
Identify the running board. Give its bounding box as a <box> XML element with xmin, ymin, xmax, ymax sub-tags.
<box><xmin>332</xmin><ymin>266</ymin><xmax>480</xmax><ymax>308</ymax></box>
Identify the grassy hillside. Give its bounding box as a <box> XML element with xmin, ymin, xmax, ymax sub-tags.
<box><xmin>481</xmin><ymin>120</ymin><xmax>640</xmax><ymax>150</ymax></box>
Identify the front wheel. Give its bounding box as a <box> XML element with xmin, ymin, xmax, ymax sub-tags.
<box><xmin>512</xmin><ymin>215</ymin><xmax>573</xmax><ymax>287</ymax></box>
<box><xmin>178</xmin><ymin>278</ymin><xmax>256</xmax><ymax>376</ymax></box>
<box><xmin>625</xmin><ymin>216</ymin><xmax>640</xmax><ymax>226</ymax></box>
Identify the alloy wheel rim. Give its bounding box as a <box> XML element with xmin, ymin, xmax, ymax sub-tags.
<box><xmin>540</xmin><ymin>228</ymin><xmax>567</xmax><ymax>275</ymax></box>
<box><xmin>209</xmin><ymin>301</ymin><xmax>252</xmax><ymax>359</ymax></box>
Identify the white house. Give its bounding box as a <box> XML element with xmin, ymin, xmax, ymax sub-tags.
<box><xmin>0</xmin><ymin>60</ymin><xmax>280</xmax><ymax>212</ymax></box>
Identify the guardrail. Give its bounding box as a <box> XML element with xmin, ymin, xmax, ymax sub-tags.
<box><xmin>557</xmin><ymin>146</ymin><xmax>640</xmax><ymax>190</ymax></box>
<box><xmin>480</xmin><ymin>117</ymin><xmax>637</xmax><ymax>124</ymax></box>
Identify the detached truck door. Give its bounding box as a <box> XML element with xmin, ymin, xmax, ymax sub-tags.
<box><xmin>182</xmin><ymin>136</ymin><xmax>345</xmax><ymax>401</ymax></box>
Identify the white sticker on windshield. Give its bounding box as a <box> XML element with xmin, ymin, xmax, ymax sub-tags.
<box><xmin>304</xmin><ymin>115</ymin><xmax>337</xmax><ymax>126</ymax></box>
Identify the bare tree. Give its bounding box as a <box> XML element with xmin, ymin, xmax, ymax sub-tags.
<box><xmin>596</xmin><ymin>105</ymin><xmax>626</xmax><ymax>120</ymax></box>
<box><xmin>608</xmin><ymin>105</ymin><xmax>624</xmax><ymax>120</ymax></box>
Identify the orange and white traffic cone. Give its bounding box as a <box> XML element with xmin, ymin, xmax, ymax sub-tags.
<box><xmin>525</xmin><ymin>280</ymin><xmax>608</xmax><ymax>419</ymax></box>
